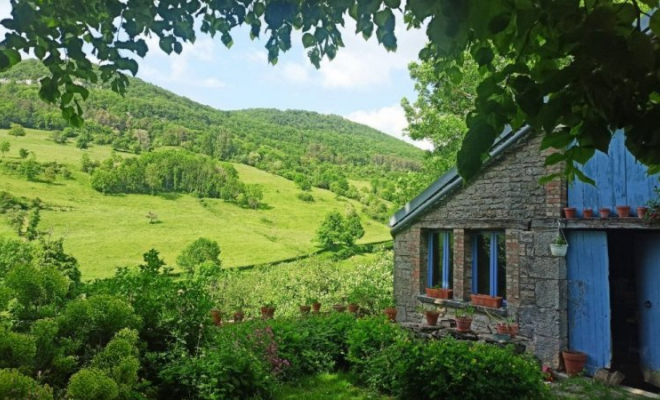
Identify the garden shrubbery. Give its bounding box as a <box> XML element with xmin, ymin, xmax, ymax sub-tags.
<box><xmin>0</xmin><ymin>239</ymin><xmax>548</xmax><ymax>399</ymax></box>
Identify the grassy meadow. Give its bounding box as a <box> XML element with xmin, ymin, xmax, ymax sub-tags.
<box><xmin>0</xmin><ymin>129</ymin><xmax>390</xmax><ymax>279</ymax></box>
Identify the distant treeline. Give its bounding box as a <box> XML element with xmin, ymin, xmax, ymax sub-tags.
<box><xmin>89</xmin><ymin>151</ymin><xmax>264</xmax><ymax>209</ymax></box>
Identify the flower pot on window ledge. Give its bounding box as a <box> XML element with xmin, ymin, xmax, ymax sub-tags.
<box><xmin>583</xmin><ymin>208</ymin><xmax>593</xmax><ymax>219</ymax></box>
<box><xmin>599</xmin><ymin>207</ymin><xmax>611</xmax><ymax>218</ymax></box>
<box><xmin>471</xmin><ymin>294</ymin><xmax>503</xmax><ymax>308</ymax></box>
<box><xmin>638</xmin><ymin>206</ymin><xmax>648</xmax><ymax>219</ymax></box>
<box><xmin>563</xmin><ymin>207</ymin><xmax>577</xmax><ymax>219</ymax></box>
<box><xmin>616</xmin><ymin>205</ymin><xmax>631</xmax><ymax>218</ymax></box>
<box><xmin>425</xmin><ymin>287</ymin><xmax>453</xmax><ymax>299</ymax></box>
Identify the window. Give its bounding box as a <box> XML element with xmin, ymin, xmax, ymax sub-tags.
<box><xmin>427</xmin><ymin>231</ymin><xmax>453</xmax><ymax>289</ymax></box>
<box><xmin>472</xmin><ymin>232</ymin><xmax>506</xmax><ymax>298</ymax></box>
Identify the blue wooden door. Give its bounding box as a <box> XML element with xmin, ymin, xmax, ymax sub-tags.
<box><xmin>566</xmin><ymin>231</ymin><xmax>612</xmax><ymax>374</ymax></box>
<box><xmin>635</xmin><ymin>233</ymin><xmax>660</xmax><ymax>387</ymax></box>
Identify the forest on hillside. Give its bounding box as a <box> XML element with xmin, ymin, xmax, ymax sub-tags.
<box><xmin>0</xmin><ymin>61</ymin><xmax>428</xmax><ymax>220</ymax></box>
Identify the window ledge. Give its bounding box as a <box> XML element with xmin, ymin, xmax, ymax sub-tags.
<box><xmin>417</xmin><ymin>295</ymin><xmax>508</xmax><ymax>317</ymax></box>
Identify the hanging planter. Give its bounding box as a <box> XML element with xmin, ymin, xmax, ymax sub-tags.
<box><xmin>550</xmin><ymin>220</ymin><xmax>568</xmax><ymax>257</ymax></box>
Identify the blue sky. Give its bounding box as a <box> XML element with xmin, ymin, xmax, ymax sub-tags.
<box><xmin>0</xmin><ymin>4</ymin><xmax>431</xmax><ymax>149</ymax></box>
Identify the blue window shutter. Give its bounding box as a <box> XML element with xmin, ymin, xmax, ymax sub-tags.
<box><xmin>427</xmin><ymin>231</ymin><xmax>434</xmax><ymax>288</ymax></box>
<box><xmin>490</xmin><ymin>233</ymin><xmax>498</xmax><ymax>297</ymax></box>
<box><xmin>442</xmin><ymin>232</ymin><xmax>450</xmax><ymax>289</ymax></box>
<box><xmin>471</xmin><ymin>234</ymin><xmax>478</xmax><ymax>294</ymax></box>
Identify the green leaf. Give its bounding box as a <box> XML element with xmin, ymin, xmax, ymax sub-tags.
<box><xmin>488</xmin><ymin>12</ymin><xmax>511</xmax><ymax>34</ymax></box>
<box><xmin>384</xmin><ymin>0</ymin><xmax>401</xmax><ymax>8</ymax></box>
<box><xmin>544</xmin><ymin>152</ymin><xmax>565</xmax><ymax>166</ymax></box>
<box><xmin>302</xmin><ymin>33</ymin><xmax>316</xmax><ymax>48</ymax></box>
<box><xmin>474</xmin><ymin>47</ymin><xmax>494</xmax><ymax>66</ymax></box>
<box><xmin>407</xmin><ymin>0</ymin><xmax>438</xmax><ymax>20</ymax></box>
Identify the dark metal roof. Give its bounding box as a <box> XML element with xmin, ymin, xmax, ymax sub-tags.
<box><xmin>389</xmin><ymin>125</ymin><xmax>534</xmax><ymax>234</ymax></box>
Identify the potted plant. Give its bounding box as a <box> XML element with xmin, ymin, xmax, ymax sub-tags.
<box><xmin>637</xmin><ymin>206</ymin><xmax>648</xmax><ymax>219</ymax></box>
<box><xmin>599</xmin><ymin>207</ymin><xmax>611</xmax><ymax>218</ymax></box>
<box><xmin>311</xmin><ymin>298</ymin><xmax>321</xmax><ymax>313</ymax></box>
<box><xmin>550</xmin><ymin>234</ymin><xmax>568</xmax><ymax>257</ymax></box>
<box><xmin>455</xmin><ymin>306</ymin><xmax>475</xmax><ymax>332</ymax></box>
<box><xmin>299</xmin><ymin>305</ymin><xmax>311</xmax><ymax>314</ymax></box>
<box><xmin>210</xmin><ymin>309</ymin><xmax>222</xmax><ymax>326</ymax></box>
<box><xmin>419</xmin><ymin>306</ymin><xmax>441</xmax><ymax>326</ymax></box>
<box><xmin>582</xmin><ymin>208</ymin><xmax>593</xmax><ymax>219</ymax></box>
<box><xmin>347</xmin><ymin>292</ymin><xmax>361</xmax><ymax>314</ymax></box>
<box><xmin>495</xmin><ymin>317</ymin><xmax>519</xmax><ymax>338</ymax></box>
<box><xmin>563</xmin><ymin>207</ymin><xmax>577</xmax><ymax>219</ymax></box>
<box><xmin>382</xmin><ymin>297</ymin><xmax>397</xmax><ymax>322</ymax></box>
<box><xmin>644</xmin><ymin>188</ymin><xmax>660</xmax><ymax>220</ymax></box>
<box><xmin>616</xmin><ymin>205</ymin><xmax>631</xmax><ymax>218</ymax></box>
<box><xmin>470</xmin><ymin>293</ymin><xmax>503</xmax><ymax>308</ymax></box>
<box><xmin>332</xmin><ymin>303</ymin><xmax>346</xmax><ymax>312</ymax></box>
<box><xmin>425</xmin><ymin>284</ymin><xmax>453</xmax><ymax>299</ymax></box>
<box><xmin>260</xmin><ymin>303</ymin><xmax>276</xmax><ymax>320</ymax></box>
<box><xmin>233</xmin><ymin>311</ymin><xmax>245</xmax><ymax>322</ymax></box>
<box><xmin>562</xmin><ymin>350</ymin><xmax>587</xmax><ymax>376</ymax></box>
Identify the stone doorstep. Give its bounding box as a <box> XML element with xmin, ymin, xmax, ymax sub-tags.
<box><xmin>416</xmin><ymin>295</ymin><xmax>509</xmax><ymax>317</ymax></box>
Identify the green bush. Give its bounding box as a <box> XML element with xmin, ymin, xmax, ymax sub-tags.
<box><xmin>353</xmin><ymin>333</ymin><xmax>548</xmax><ymax>400</ymax></box>
<box><xmin>159</xmin><ymin>344</ymin><xmax>273</xmax><ymax>400</ymax></box>
<box><xmin>0</xmin><ymin>328</ymin><xmax>36</xmax><ymax>371</ymax></box>
<box><xmin>67</xmin><ymin>368</ymin><xmax>119</xmax><ymax>400</ymax></box>
<box><xmin>0</xmin><ymin>369</ymin><xmax>53</xmax><ymax>400</ymax></box>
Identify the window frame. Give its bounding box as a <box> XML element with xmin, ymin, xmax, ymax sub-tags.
<box><xmin>471</xmin><ymin>231</ymin><xmax>506</xmax><ymax>298</ymax></box>
<box><xmin>427</xmin><ymin>230</ymin><xmax>452</xmax><ymax>289</ymax></box>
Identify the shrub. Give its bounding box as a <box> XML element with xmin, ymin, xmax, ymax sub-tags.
<box><xmin>0</xmin><ymin>328</ymin><xmax>36</xmax><ymax>371</ymax></box>
<box><xmin>296</xmin><ymin>192</ymin><xmax>314</xmax><ymax>202</ymax></box>
<box><xmin>0</xmin><ymin>369</ymin><xmax>53</xmax><ymax>400</ymax></box>
<box><xmin>159</xmin><ymin>344</ymin><xmax>273</xmax><ymax>400</ymax></box>
<box><xmin>8</xmin><ymin>123</ymin><xmax>26</xmax><ymax>137</ymax></box>
<box><xmin>67</xmin><ymin>368</ymin><xmax>119</xmax><ymax>400</ymax></box>
<box><xmin>177</xmin><ymin>237</ymin><xmax>221</xmax><ymax>272</ymax></box>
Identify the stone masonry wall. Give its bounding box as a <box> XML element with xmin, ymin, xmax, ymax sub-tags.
<box><xmin>393</xmin><ymin>131</ymin><xmax>569</xmax><ymax>368</ymax></box>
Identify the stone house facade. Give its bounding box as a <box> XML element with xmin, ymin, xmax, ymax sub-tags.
<box><xmin>390</xmin><ymin>126</ymin><xmax>660</xmax><ymax>387</ymax></box>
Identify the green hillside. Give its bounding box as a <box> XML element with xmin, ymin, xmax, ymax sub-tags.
<box><xmin>0</xmin><ymin>129</ymin><xmax>390</xmax><ymax>279</ymax></box>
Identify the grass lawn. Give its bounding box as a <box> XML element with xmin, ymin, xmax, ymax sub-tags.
<box><xmin>276</xmin><ymin>373</ymin><xmax>389</xmax><ymax>400</ymax></box>
<box><xmin>549</xmin><ymin>377</ymin><xmax>657</xmax><ymax>399</ymax></box>
<box><xmin>0</xmin><ymin>129</ymin><xmax>391</xmax><ymax>279</ymax></box>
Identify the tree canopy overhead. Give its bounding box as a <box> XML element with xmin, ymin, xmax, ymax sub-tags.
<box><xmin>2</xmin><ymin>0</ymin><xmax>660</xmax><ymax>181</ymax></box>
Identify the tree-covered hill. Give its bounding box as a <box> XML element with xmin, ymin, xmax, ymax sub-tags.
<box><xmin>0</xmin><ymin>60</ymin><xmax>422</xmax><ymax>175</ymax></box>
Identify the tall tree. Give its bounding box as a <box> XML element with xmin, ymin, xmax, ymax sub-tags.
<box><xmin>3</xmin><ymin>1</ymin><xmax>660</xmax><ymax>181</ymax></box>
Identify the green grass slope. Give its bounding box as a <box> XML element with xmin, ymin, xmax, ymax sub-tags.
<box><xmin>0</xmin><ymin>129</ymin><xmax>390</xmax><ymax>279</ymax></box>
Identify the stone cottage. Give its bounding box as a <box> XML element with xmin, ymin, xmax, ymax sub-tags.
<box><xmin>390</xmin><ymin>126</ymin><xmax>660</xmax><ymax>389</ymax></box>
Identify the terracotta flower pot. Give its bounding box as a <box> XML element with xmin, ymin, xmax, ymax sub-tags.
<box><xmin>299</xmin><ymin>305</ymin><xmax>311</xmax><ymax>314</ymax></box>
<box><xmin>638</xmin><ymin>206</ymin><xmax>648</xmax><ymax>219</ymax></box>
<box><xmin>471</xmin><ymin>294</ymin><xmax>503</xmax><ymax>308</ymax></box>
<box><xmin>425</xmin><ymin>310</ymin><xmax>440</xmax><ymax>326</ymax></box>
<box><xmin>260</xmin><ymin>306</ymin><xmax>275</xmax><ymax>320</ymax></box>
<box><xmin>456</xmin><ymin>317</ymin><xmax>473</xmax><ymax>332</ymax></box>
<box><xmin>384</xmin><ymin>307</ymin><xmax>397</xmax><ymax>322</ymax></box>
<box><xmin>312</xmin><ymin>302</ymin><xmax>321</xmax><ymax>313</ymax></box>
<box><xmin>348</xmin><ymin>303</ymin><xmax>360</xmax><ymax>314</ymax></box>
<box><xmin>616</xmin><ymin>205</ymin><xmax>631</xmax><ymax>218</ymax></box>
<box><xmin>599</xmin><ymin>208</ymin><xmax>611</xmax><ymax>218</ymax></box>
<box><xmin>562</xmin><ymin>350</ymin><xmax>587</xmax><ymax>377</ymax></box>
<box><xmin>496</xmin><ymin>323</ymin><xmax>519</xmax><ymax>338</ymax></box>
<box><xmin>233</xmin><ymin>311</ymin><xmax>244</xmax><ymax>322</ymax></box>
<box><xmin>210</xmin><ymin>309</ymin><xmax>222</xmax><ymax>326</ymax></box>
<box><xmin>425</xmin><ymin>287</ymin><xmax>453</xmax><ymax>299</ymax></box>
<box><xmin>583</xmin><ymin>208</ymin><xmax>593</xmax><ymax>219</ymax></box>
<box><xmin>563</xmin><ymin>207</ymin><xmax>577</xmax><ymax>219</ymax></box>
<box><xmin>333</xmin><ymin>304</ymin><xmax>346</xmax><ymax>312</ymax></box>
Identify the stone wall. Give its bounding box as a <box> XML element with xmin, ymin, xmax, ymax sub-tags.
<box><xmin>393</xmin><ymin>131</ymin><xmax>568</xmax><ymax>368</ymax></box>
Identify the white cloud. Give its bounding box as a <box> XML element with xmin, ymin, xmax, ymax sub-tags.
<box><xmin>280</xmin><ymin>62</ymin><xmax>310</xmax><ymax>84</ymax></box>
<box><xmin>138</xmin><ymin>36</ymin><xmax>227</xmax><ymax>89</ymax></box>
<box><xmin>346</xmin><ymin>105</ymin><xmax>433</xmax><ymax>150</ymax></box>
